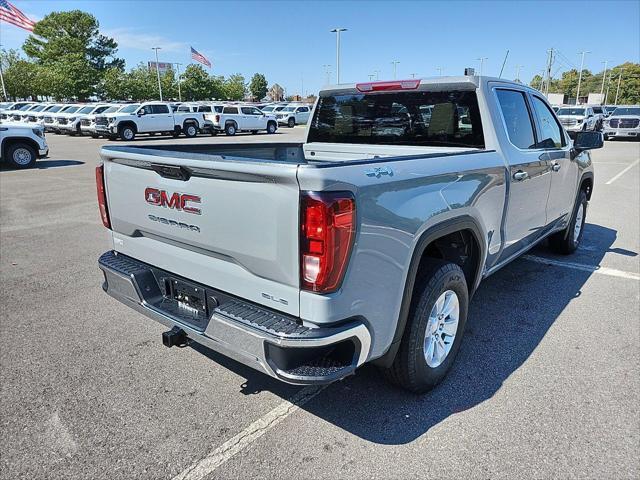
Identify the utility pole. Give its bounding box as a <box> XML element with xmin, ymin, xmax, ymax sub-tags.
<box><xmin>391</xmin><ymin>60</ymin><xmax>400</xmax><ymax>79</ymax></box>
<box><xmin>151</xmin><ymin>47</ymin><xmax>163</xmax><ymax>101</ymax></box>
<box><xmin>322</xmin><ymin>64</ymin><xmax>331</xmax><ymax>85</ymax></box>
<box><xmin>477</xmin><ymin>57</ymin><xmax>488</xmax><ymax>76</ymax></box>
<box><xmin>538</xmin><ymin>69</ymin><xmax>545</xmax><ymax>90</ymax></box>
<box><xmin>544</xmin><ymin>48</ymin><xmax>554</xmax><ymax>96</ymax></box>
<box><xmin>575</xmin><ymin>50</ymin><xmax>590</xmax><ymax>105</ymax></box>
<box><xmin>436</xmin><ymin>66</ymin><xmax>443</xmax><ymax>77</ymax></box>
<box><xmin>0</xmin><ymin>44</ymin><xmax>7</xmax><ymax>100</ymax></box>
<box><xmin>373</xmin><ymin>70</ymin><xmax>380</xmax><ymax>80</ymax></box>
<box><xmin>600</xmin><ymin>60</ymin><xmax>609</xmax><ymax>97</ymax></box>
<box><xmin>515</xmin><ymin>65</ymin><xmax>523</xmax><ymax>82</ymax></box>
<box><xmin>368</xmin><ymin>74</ymin><xmax>374</xmax><ymax>81</ymax></box>
<box><xmin>410</xmin><ymin>73</ymin><xmax>417</xmax><ymax>78</ymax></box>
<box><xmin>174</xmin><ymin>63</ymin><xmax>183</xmax><ymax>102</ymax></box>
<box><xmin>614</xmin><ymin>69</ymin><xmax>623</xmax><ymax>105</ymax></box>
<box><xmin>330</xmin><ymin>28</ymin><xmax>347</xmax><ymax>84</ymax></box>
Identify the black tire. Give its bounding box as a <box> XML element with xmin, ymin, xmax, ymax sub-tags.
<box><xmin>251</xmin><ymin>130</ymin><xmax>258</xmax><ymax>135</ymax></box>
<box><xmin>210</xmin><ymin>130</ymin><xmax>218</xmax><ymax>136</ymax></box>
<box><xmin>266</xmin><ymin>121</ymin><xmax>277</xmax><ymax>134</ymax></box>
<box><xmin>91</xmin><ymin>133</ymin><xmax>99</xmax><ymax>139</ymax></box>
<box><xmin>118</xmin><ymin>125</ymin><xmax>136</xmax><ymax>141</ymax></box>
<box><xmin>287</xmin><ymin>117</ymin><xmax>295</xmax><ymax>128</ymax></box>
<box><xmin>548</xmin><ymin>189</ymin><xmax>588</xmax><ymax>254</ymax></box>
<box><xmin>381</xmin><ymin>260</ymin><xmax>469</xmax><ymax>393</ymax></box>
<box><xmin>225</xmin><ymin>122</ymin><xmax>237</xmax><ymax>136</ymax></box>
<box><xmin>184</xmin><ymin>123</ymin><xmax>198</xmax><ymax>138</ymax></box>
<box><xmin>6</xmin><ymin>142</ymin><xmax>37</xmax><ymax>169</ymax></box>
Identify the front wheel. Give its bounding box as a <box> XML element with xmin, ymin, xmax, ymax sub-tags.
<box><xmin>548</xmin><ymin>190</ymin><xmax>587</xmax><ymax>254</ymax></box>
<box><xmin>381</xmin><ymin>260</ymin><xmax>468</xmax><ymax>393</ymax></box>
<box><xmin>287</xmin><ymin>117</ymin><xmax>295</xmax><ymax>128</ymax></box>
<box><xmin>266</xmin><ymin>121</ymin><xmax>277</xmax><ymax>134</ymax></box>
<box><xmin>119</xmin><ymin>126</ymin><xmax>136</xmax><ymax>141</ymax></box>
<box><xmin>6</xmin><ymin>142</ymin><xmax>37</xmax><ymax>169</ymax></box>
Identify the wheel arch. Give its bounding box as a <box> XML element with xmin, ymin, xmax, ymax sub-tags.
<box><xmin>373</xmin><ymin>215</ymin><xmax>486</xmax><ymax>367</ymax></box>
<box><xmin>1</xmin><ymin>136</ymin><xmax>39</xmax><ymax>161</ymax></box>
<box><xmin>118</xmin><ymin>121</ymin><xmax>137</xmax><ymax>133</ymax></box>
<box><xmin>580</xmin><ymin>171</ymin><xmax>594</xmax><ymax>201</ymax></box>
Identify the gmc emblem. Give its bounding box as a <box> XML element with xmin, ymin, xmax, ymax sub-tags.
<box><xmin>145</xmin><ymin>188</ymin><xmax>201</xmax><ymax>215</ymax></box>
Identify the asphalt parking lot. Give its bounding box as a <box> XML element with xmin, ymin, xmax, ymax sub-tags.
<box><xmin>1</xmin><ymin>130</ymin><xmax>638</xmax><ymax>480</ymax></box>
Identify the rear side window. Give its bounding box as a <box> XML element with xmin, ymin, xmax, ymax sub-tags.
<box><xmin>150</xmin><ymin>104</ymin><xmax>170</xmax><ymax>114</ymax></box>
<box><xmin>214</xmin><ymin>106</ymin><xmax>224</xmax><ymax>113</ymax></box>
<box><xmin>198</xmin><ymin>106</ymin><xmax>211</xmax><ymax>112</ymax></box>
<box><xmin>531</xmin><ymin>96</ymin><xmax>564</xmax><ymax>148</ymax></box>
<box><xmin>495</xmin><ymin>89</ymin><xmax>536</xmax><ymax>149</ymax></box>
<box><xmin>223</xmin><ymin>106</ymin><xmax>238</xmax><ymax>114</ymax></box>
<box><xmin>308</xmin><ymin>90</ymin><xmax>484</xmax><ymax>147</ymax></box>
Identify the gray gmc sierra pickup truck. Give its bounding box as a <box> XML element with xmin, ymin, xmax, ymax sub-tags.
<box><xmin>97</xmin><ymin>76</ymin><xmax>602</xmax><ymax>393</ymax></box>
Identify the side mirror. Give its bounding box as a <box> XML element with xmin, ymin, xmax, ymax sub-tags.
<box><xmin>137</xmin><ymin>109</ymin><xmax>145</xmax><ymax>116</ymax></box>
<box><xmin>573</xmin><ymin>131</ymin><xmax>603</xmax><ymax>153</ymax></box>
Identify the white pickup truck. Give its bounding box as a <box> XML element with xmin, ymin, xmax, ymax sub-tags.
<box><xmin>95</xmin><ymin>102</ymin><xmax>207</xmax><ymax>141</ymax></box>
<box><xmin>204</xmin><ymin>105</ymin><xmax>278</xmax><ymax>135</ymax></box>
<box><xmin>0</xmin><ymin>122</ymin><xmax>48</xmax><ymax>168</ymax></box>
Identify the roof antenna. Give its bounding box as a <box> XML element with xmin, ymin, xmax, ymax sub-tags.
<box><xmin>499</xmin><ymin>50</ymin><xmax>509</xmax><ymax>78</ymax></box>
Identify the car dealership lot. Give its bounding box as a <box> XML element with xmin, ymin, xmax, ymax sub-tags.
<box><xmin>1</xmin><ymin>132</ymin><xmax>638</xmax><ymax>479</ymax></box>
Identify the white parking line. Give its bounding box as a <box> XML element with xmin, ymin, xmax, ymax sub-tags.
<box><xmin>605</xmin><ymin>159</ymin><xmax>640</xmax><ymax>185</ymax></box>
<box><xmin>172</xmin><ymin>385</ymin><xmax>327</xmax><ymax>480</ymax></box>
<box><xmin>523</xmin><ymin>255</ymin><xmax>640</xmax><ymax>281</ymax></box>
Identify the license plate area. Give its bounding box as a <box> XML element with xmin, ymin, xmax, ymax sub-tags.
<box><xmin>165</xmin><ymin>278</ymin><xmax>206</xmax><ymax>316</ymax></box>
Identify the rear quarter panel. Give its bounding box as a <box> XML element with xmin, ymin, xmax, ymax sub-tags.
<box><xmin>297</xmin><ymin>151</ymin><xmax>506</xmax><ymax>359</ymax></box>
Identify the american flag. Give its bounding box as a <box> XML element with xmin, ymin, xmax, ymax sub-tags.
<box><xmin>191</xmin><ymin>47</ymin><xmax>211</xmax><ymax>68</ymax></box>
<box><xmin>0</xmin><ymin>0</ymin><xmax>36</xmax><ymax>31</ymax></box>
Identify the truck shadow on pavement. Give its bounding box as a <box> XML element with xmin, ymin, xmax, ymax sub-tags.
<box><xmin>0</xmin><ymin>159</ymin><xmax>84</xmax><ymax>171</ymax></box>
<box><xmin>195</xmin><ymin>223</ymin><xmax>621</xmax><ymax>444</ymax></box>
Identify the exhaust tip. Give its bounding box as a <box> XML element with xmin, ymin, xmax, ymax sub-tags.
<box><xmin>162</xmin><ymin>326</ymin><xmax>188</xmax><ymax>348</ymax></box>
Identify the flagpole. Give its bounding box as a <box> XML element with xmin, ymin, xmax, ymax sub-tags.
<box><xmin>0</xmin><ymin>44</ymin><xmax>8</xmax><ymax>100</ymax></box>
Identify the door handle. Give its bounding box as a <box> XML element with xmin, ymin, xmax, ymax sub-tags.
<box><xmin>551</xmin><ymin>163</ymin><xmax>561</xmax><ymax>172</ymax></box>
<box><xmin>513</xmin><ymin>171</ymin><xmax>529</xmax><ymax>181</ymax></box>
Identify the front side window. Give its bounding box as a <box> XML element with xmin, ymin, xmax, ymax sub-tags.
<box><xmin>241</xmin><ymin>107</ymin><xmax>253</xmax><ymax>114</ymax></box>
<box><xmin>150</xmin><ymin>104</ymin><xmax>170</xmax><ymax>114</ymax></box>
<box><xmin>309</xmin><ymin>89</ymin><xmax>485</xmax><ymax>148</ymax></box>
<box><xmin>198</xmin><ymin>106</ymin><xmax>211</xmax><ymax>112</ymax></box>
<box><xmin>223</xmin><ymin>106</ymin><xmax>239</xmax><ymax>114</ymax></box>
<box><xmin>531</xmin><ymin>96</ymin><xmax>564</xmax><ymax>148</ymax></box>
<box><xmin>495</xmin><ymin>89</ymin><xmax>535</xmax><ymax>149</ymax></box>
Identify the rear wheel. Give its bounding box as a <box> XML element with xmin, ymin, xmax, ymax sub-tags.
<box><xmin>548</xmin><ymin>190</ymin><xmax>587</xmax><ymax>254</ymax></box>
<box><xmin>381</xmin><ymin>260</ymin><xmax>468</xmax><ymax>393</ymax></box>
<box><xmin>6</xmin><ymin>142</ymin><xmax>37</xmax><ymax>169</ymax></box>
<box><xmin>225</xmin><ymin>123</ymin><xmax>237</xmax><ymax>136</ymax></box>
<box><xmin>287</xmin><ymin>117</ymin><xmax>295</xmax><ymax>128</ymax></box>
<box><xmin>266</xmin><ymin>121</ymin><xmax>277</xmax><ymax>134</ymax></box>
<box><xmin>184</xmin><ymin>123</ymin><xmax>198</xmax><ymax>138</ymax></box>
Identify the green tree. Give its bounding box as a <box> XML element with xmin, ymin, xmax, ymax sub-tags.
<box><xmin>181</xmin><ymin>64</ymin><xmax>212</xmax><ymax>100</ymax></box>
<box><xmin>249</xmin><ymin>73</ymin><xmax>268</xmax><ymax>101</ymax></box>
<box><xmin>608</xmin><ymin>62</ymin><xmax>640</xmax><ymax>105</ymax></box>
<box><xmin>223</xmin><ymin>74</ymin><xmax>246</xmax><ymax>100</ymax></box>
<box><xmin>22</xmin><ymin>10</ymin><xmax>122</xmax><ymax>99</ymax></box>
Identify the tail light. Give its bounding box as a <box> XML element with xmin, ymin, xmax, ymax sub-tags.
<box><xmin>95</xmin><ymin>164</ymin><xmax>111</xmax><ymax>229</ymax></box>
<box><xmin>300</xmin><ymin>192</ymin><xmax>356</xmax><ymax>293</ymax></box>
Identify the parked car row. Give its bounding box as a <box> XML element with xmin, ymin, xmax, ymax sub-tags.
<box><xmin>0</xmin><ymin>100</ymin><xmax>316</xmax><ymax>142</ymax></box>
<box><xmin>551</xmin><ymin>103</ymin><xmax>640</xmax><ymax>140</ymax></box>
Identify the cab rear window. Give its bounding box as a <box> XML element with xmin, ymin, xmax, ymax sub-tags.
<box><xmin>308</xmin><ymin>90</ymin><xmax>484</xmax><ymax>148</ymax></box>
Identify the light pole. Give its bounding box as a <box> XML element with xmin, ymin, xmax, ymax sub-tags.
<box><xmin>436</xmin><ymin>66</ymin><xmax>443</xmax><ymax>77</ymax></box>
<box><xmin>391</xmin><ymin>60</ymin><xmax>400</xmax><ymax>79</ymax></box>
<box><xmin>600</xmin><ymin>60</ymin><xmax>609</xmax><ymax>97</ymax></box>
<box><xmin>515</xmin><ymin>65</ymin><xmax>523</xmax><ymax>82</ymax></box>
<box><xmin>477</xmin><ymin>57</ymin><xmax>487</xmax><ymax>76</ymax></box>
<box><xmin>410</xmin><ymin>73</ymin><xmax>417</xmax><ymax>78</ymax></box>
<box><xmin>0</xmin><ymin>43</ymin><xmax>7</xmax><ymax>100</ymax></box>
<box><xmin>330</xmin><ymin>28</ymin><xmax>347</xmax><ymax>84</ymax></box>
<box><xmin>575</xmin><ymin>51</ymin><xmax>590</xmax><ymax>105</ymax></box>
<box><xmin>368</xmin><ymin>74</ymin><xmax>374</xmax><ymax>81</ymax></box>
<box><xmin>151</xmin><ymin>47</ymin><xmax>163</xmax><ymax>101</ymax></box>
<box><xmin>373</xmin><ymin>70</ymin><xmax>380</xmax><ymax>80</ymax></box>
<box><xmin>322</xmin><ymin>64</ymin><xmax>331</xmax><ymax>85</ymax></box>
<box><xmin>174</xmin><ymin>63</ymin><xmax>183</xmax><ymax>102</ymax></box>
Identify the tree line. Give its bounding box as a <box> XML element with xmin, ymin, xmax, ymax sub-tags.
<box><xmin>0</xmin><ymin>10</ymin><xmax>271</xmax><ymax>102</ymax></box>
<box><xmin>529</xmin><ymin>62</ymin><xmax>640</xmax><ymax>104</ymax></box>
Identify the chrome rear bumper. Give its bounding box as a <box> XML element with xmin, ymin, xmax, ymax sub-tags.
<box><xmin>98</xmin><ymin>251</ymin><xmax>371</xmax><ymax>384</ymax></box>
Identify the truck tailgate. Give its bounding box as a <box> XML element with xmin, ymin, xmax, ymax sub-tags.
<box><xmin>101</xmin><ymin>149</ymin><xmax>301</xmax><ymax>316</ymax></box>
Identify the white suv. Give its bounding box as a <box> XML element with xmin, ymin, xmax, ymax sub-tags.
<box><xmin>275</xmin><ymin>105</ymin><xmax>312</xmax><ymax>127</ymax></box>
<box><xmin>205</xmin><ymin>105</ymin><xmax>278</xmax><ymax>135</ymax></box>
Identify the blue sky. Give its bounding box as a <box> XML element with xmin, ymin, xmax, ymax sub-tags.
<box><xmin>2</xmin><ymin>0</ymin><xmax>639</xmax><ymax>96</ymax></box>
